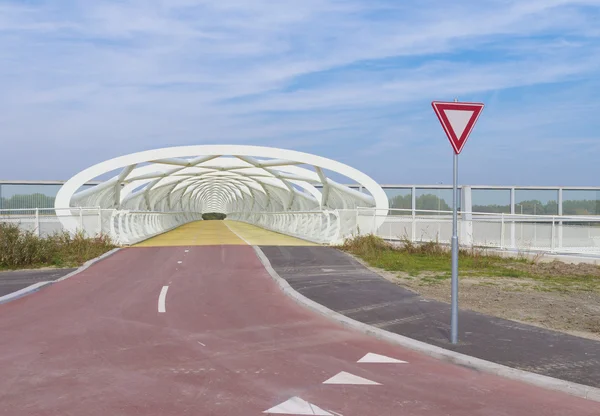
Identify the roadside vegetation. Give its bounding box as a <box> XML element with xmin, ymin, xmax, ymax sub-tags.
<box><xmin>202</xmin><ymin>212</ymin><xmax>227</xmax><ymax>220</ymax></box>
<box><xmin>340</xmin><ymin>234</ymin><xmax>600</xmax><ymax>338</ymax></box>
<box><xmin>0</xmin><ymin>222</ymin><xmax>115</xmax><ymax>270</ymax></box>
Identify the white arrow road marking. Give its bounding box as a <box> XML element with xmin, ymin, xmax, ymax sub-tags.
<box><xmin>158</xmin><ymin>286</ymin><xmax>169</xmax><ymax>313</ymax></box>
<box><xmin>263</xmin><ymin>396</ymin><xmax>332</xmax><ymax>415</ymax></box>
<box><xmin>177</xmin><ymin>261</ymin><xmax>183</xmax><ymax>264</ymax></box>
<box><xmin>323</xmin><ymin>371</ymin><xmax>380</xmax><ymax>385</ymax></box>
<box><xmin>357</xmin><ymin>353</ymin><xmax>408</xmax><ymax>364</ymax></box>
<box><xmin>184</xmin><ymin>249</ymin><xmax>189</xmax><ymax>253</ymax></box>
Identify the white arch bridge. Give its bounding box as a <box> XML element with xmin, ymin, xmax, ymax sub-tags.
<box><xmin>55</xmin><ymin>145</ymin><xmax>389</xmax><ymax>245</ymax></box>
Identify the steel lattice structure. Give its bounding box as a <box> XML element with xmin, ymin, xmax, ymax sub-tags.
<box><xmin>55</xmin><ymin>145</ymin><xmax>388</xmax><ymax>244</ymax></box>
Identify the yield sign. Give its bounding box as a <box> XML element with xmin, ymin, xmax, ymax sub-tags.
<box><xmin>431</xmin><ymin>101</ymin><xmax>484</xmax><ymax>154</ymax></box>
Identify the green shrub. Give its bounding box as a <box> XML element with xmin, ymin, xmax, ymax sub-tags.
<box><xmin>341</xmin><ymin>234</ymin><xmax>392</xmax><ymax>257</ymax></box>
<box><xmin>341</xmin><ymin>234</ymin><xmax>448</xmax><ymax>257</ymax></box>
<box><xmin>0</xmin><ymin>222</ymin><xmax>115</xmax><ymax>270</ymax></box>
<box><xmin>340</xmin><ymin>234</ymin><xmax>536</xmax><ymax>277</ymax></box>
<box><xmin>202</xmin><ymin>212</ymin><xmax>227</xmax><ymax>220</ymax></box>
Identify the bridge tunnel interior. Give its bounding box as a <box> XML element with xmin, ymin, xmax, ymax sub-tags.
<box><xmin>54</xmin><ymin>146</ymin><xmax>389</xmax><ymax>244</ymax></box>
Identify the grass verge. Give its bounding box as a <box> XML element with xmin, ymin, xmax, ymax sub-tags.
<box><xmin>340</xmin><ymin>234</ymin><xmax>600</xmax><ymax>293</ymax></box>
<box><xmin>340</xmin><ymin>235</ymin><xmax>600</xmax><ymax>338</ymax></box>
<box><xmin>0</xmin><ymin>222</ymin><xmax>116</xmax><ymax>270</ymax></box>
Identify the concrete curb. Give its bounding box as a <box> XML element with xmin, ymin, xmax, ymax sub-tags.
<box><xmin>0</xmin><ymin>248</ymin><xmax>121</xmax><ymax>305</ymax></box>
<box><xmin>55</xmin><ymin>248</ymin><xmax>121</xmax><ymax>283</ymax></box>
<box><xmin>252</xmin><ymin>245</ymin><xmax>600</xmax><ymax>403</ymax></box>
<box><xmin>0</xmin><ymin>281</ymin><xmax>53</xmax><ymax>305</ymax></box>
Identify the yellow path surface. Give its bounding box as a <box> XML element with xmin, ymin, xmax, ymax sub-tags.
<box><xmin>225</xmin><ymin>221</ymin><xmax>316</xmax><ymax>246</ymax></box>
<box><xmin>134</xmin><ymin>220</ymin><xmax>316</xmax><ymax>247</ymax></box>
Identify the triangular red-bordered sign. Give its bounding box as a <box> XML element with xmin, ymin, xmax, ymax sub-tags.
<box><xmin>431</xmin><ymin>101</ymin><xmax>484</xmax><ymax>154</ymax></box>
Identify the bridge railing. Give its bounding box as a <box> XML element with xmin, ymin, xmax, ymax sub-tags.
<box><xmin>0</xmin><ymin>207</ymin><xmax>107</xmax><ymax>237</ymax></box>
<box><xmin>4</xmin><ymin>206</ymin><xmax>599</xmax><ymax>255</ymax></box>
<box><xmin>347</xmin><ymin>207</ymin><xmax>600</xmax><ymax>255</ymax></box>
<box><xmin>107</xmin><ymin>210</ymin><xmax>201</xmax><ymax>245</ymax></box>
<box><xmin>0</xmin><ymin>207</ymin><xmax>201</xmax><ymax>246</ymax></box>
<box><xmin>226</xmin><ymin>210</ymin><xmax>341</xmax><ymax>244</ymax></box>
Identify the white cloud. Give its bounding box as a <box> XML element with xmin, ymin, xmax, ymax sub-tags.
<box><xmin>0</xmin><ymin>0</ymin><xmax>598</xmax><ymax>184</ymax></box>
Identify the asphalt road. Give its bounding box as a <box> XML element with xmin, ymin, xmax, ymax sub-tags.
<box><xmin>260</xmin><ymin>245</ymin><xmax>600</xmax><ymax>388</ymax></box>
<box><xmin>0</xmin><ymin>222</ymin><xmax>598</xmax><ymax>415</ymax></box>
<box><xmin>0</xmin><ymin>268</ymin><xmax>75</xmax><ymax>297</ymax></box>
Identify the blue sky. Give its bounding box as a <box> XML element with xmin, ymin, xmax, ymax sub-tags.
<box><xmin>0</xmin><ymin>0</ymin><xmax>599</xmax><ymax>186</ymax></box>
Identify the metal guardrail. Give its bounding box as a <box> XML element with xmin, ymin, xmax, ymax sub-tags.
<box><xmin>227</xmin><ymin>210</ymin><xmax>341</xmax><ymax>244</ymax></box>
<box><xmin>350</xmin><ymin>208</ymin><xmax>600</xmax><ymax>255</ymax></box>
<box><xmin>0</xmin><ymin>207</ymin><xmax>201</xmax><ymax>245</ymax></box>
<box><xmin>2</xmin><ymin>206</ymin><xmax>599</xmax><ymax>254</ymax></box>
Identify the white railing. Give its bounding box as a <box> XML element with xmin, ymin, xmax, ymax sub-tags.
<box><xmin>347</xmin><ymin>208</ymin><xmax>600</xmax><ymax>255</ymax></box>
<box><xmin>107</xmin><ymin>210</ymin><xmax>201</xmax><ymax>245</ymax></box>
<box><xmin>0</xmin><ymin>207</ymin><xmax>201</xmax><ymax>246</ymax></box>
<box><xmin>227</xmin><ymin>210</ymin><xmax>341</xmax><ymax>244</ymax></box>
<box><xmin>4</xmin><ymin>206</ymin><xmax>599</xmax><ymax>255</ymax></box>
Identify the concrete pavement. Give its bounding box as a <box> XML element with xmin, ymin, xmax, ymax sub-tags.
<box><xmin>0</xmin><ymin>221</ymin><xmax>599</xmax><ymax>415</ymax></box>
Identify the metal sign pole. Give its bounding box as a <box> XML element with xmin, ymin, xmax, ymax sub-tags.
<box><xmin>451</xmin><ymin>151</ymin><xmax>459</xmax><ymax>344</ymax></box>
<box><xmin>450</xmin><ymin>95</ymin><xmax>460</xmax><ymax>345</ymax></box>
<box><xmin>432</xmin><ymin>98</ymin><xmax>484</xmax><ymax>345</ymax></box>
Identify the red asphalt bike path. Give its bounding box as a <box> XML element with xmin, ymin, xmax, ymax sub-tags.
<box><xmin>0</xmin><ymin>245</ymin><xmax>599</xmax><ymax>415</ymax></box>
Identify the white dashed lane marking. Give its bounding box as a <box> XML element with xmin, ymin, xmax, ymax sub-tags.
<box><xmin>158</xmin><ymin>286</ymin><xmax>169</xmax><ymax>313</ymax></box>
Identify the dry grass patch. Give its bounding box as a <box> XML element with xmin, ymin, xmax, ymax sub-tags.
<box><xmin>340</xmin><ymin>234</ymin><xmax>600</xmax><ymax>339</ymax></box>
<box><xmin>0</xmin><ymin>222</ymin><xmax>115</xmax><ymax>270</ymax></box>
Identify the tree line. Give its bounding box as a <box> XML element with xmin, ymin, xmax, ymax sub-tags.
<box><xmin>1</xmin><ymin>192</ymin><xmax>599</xmax><ymax>216</ymax></box>
<box><xmin>389</xmin><ymin>193</ymin><xmax>599</xmax><ymax>215</ymax></box>
<box><xmin>0</xmin><ymin>194</ymin><xmax>56</xmax><ymax>210</ymax></box>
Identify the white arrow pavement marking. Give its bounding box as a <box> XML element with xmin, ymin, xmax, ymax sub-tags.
<box><xmin>177</xmin><ymin>261</ymin><xmax>183</xmax><ymax>264</ymax></box>
<box><xmin>323</xmin><ymin>371</ymin><xmax>381</xmax><ymax>385</ymax></box>
<box><xmin>357</xmin><ymin>353</ymin><xmax>408</xmax><ymax>364</ymax></box>
<box><xmin>158</xmin><ymin>286</ymin><xmax>169</xmax><ymax>313</ymax></box>
<box><xmin>184</xmin><ymin>249</ymin><xmax>189</xmax><ymax>253</ymax></box>
<box><xmin>444</xmin><ymin>109</ymin><xmax>473</xmax><ymax>140</ymax></box>
<box><xmin>263</xmin><ymin>396</ymin><xmax>332</xmax><ymax>415</ymax></box>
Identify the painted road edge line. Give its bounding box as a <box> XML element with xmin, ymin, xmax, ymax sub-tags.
<box><xmin>223</xmin><ymin>221</ymin><xmax>252</xmax><ymax>245</ymax></box>
<box><xmin>158</xmin><ymin>286</ymin><xmax>169</xmax><ymax>313</ymax></box>
<box><xmin>251</xmin><ymin>245</ymin><xmax>600</xmax><ymax>403</ymax></box>
<box><xmin>0</xmin><ymin>248</ymin><xmax>121</xmax><ymax>306</ymax></box>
